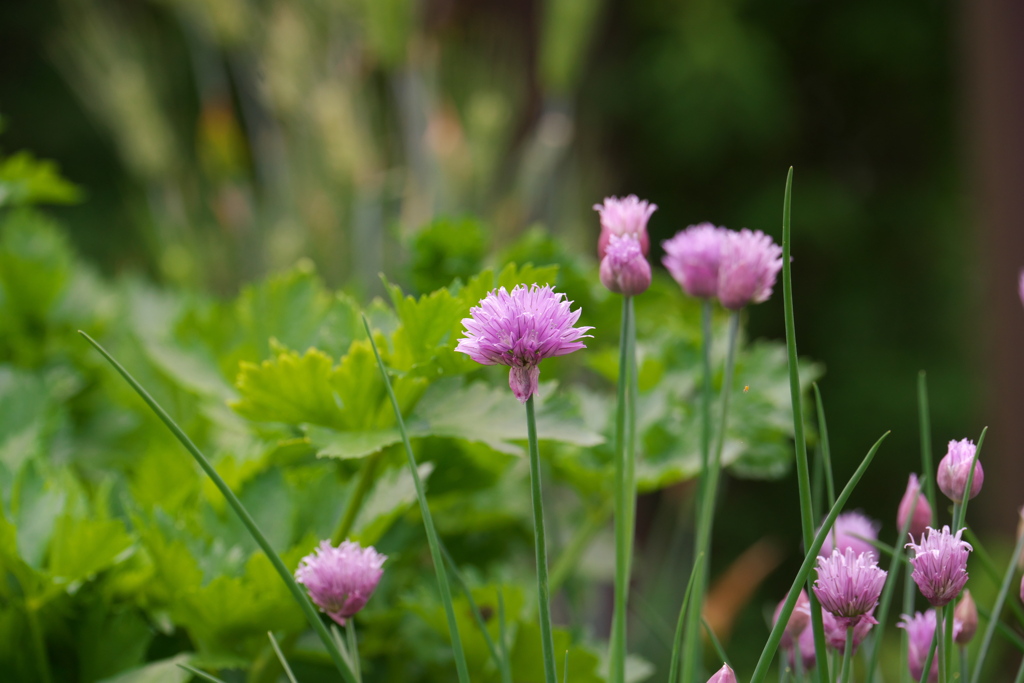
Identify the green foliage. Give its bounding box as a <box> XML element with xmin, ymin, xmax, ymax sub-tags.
<box><xmin>0</xmin><ymin>151</ymin><xmax>83</xmax><ymax>208</ymax></box>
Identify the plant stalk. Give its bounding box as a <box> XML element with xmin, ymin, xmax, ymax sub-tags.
<box><xmin>526</xmin><ymin>395</ymin><xmax>559</xmax><ymax>683</ymax></box>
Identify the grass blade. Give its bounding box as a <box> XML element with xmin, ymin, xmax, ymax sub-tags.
<box><xmin>177</xmin><ymin>664</ymin><xmax>228</xmax><ymax>683</ymax></box>
<box><xmin>701</xmin><ymin>616</ymin><xmax>731</xmax><ymax>669</ymax></box>
<box><xmin>668</xmin><ymin>551</ymin><xmax>703</xmax><ymax>683</ymax></box>
<box><xmin>80</xmin><ymin>331</ymin><xmax>356</xmax><ymax>683</ymax></box>
<box><xmin>917</xmin><ymin>372</ymin><xmax>938</xmax><ymax>527</ymax></box>
<box><xmin>268</xmin><ymin>632</ymin><xmax>300</xmax><ymax>683</ymax></box>
<box><xmin>970</xmin><ymin>527</ymin><xmax>1024</xmax><ymax>683</ymax></box>
<box><xmin>361</xmin><ymin>317</ymin><xmax>472</xmax><ymax>683</ymax></box>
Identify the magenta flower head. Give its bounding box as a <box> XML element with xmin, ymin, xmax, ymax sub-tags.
<box><xmin>706</xmin><ymin>663</ymin><xmax>737</xmax><ymax>683</ymax></box>
<box><xmin>295</xmin><ymin>540</ymin><xmax>386</xmax><ymax>625</ymax></box>
<box><xmin>661</xmin><ymin>223</ymin><xmax>727</xmax><ymax>299</ymax></box>
<box><xmin>822</xmin><ymin>608</ymin><xmax>876</xmax><ymax>653</ymax></box>
<box><xmin>455</xmin><ymin>284</ymin><xmax>592</xmax><ymax>403</ymax></box>
<box><xmin>898</xmin><ymin>610</ymin><xmax>963</xmax><ymax>683</ymax></box>
<box><xmin>937</xmin><ymin>438</ymin><xmax>983</xmax><ymax>503</ymax></box>
<box><xmin>593</xmin><ymin>195</ymin><xmax>656</xmax><ymax>259</ymax></box>
<box><xmin>819</xmin><ymin>511</ymin><xmax>880</xmax><ymax>561</ymax></box>
<box><xmin>773</xmin><ymin>589</ymin><xmax>811</xmax><ymax>650</ymax></box>
<box><xmin>716</xmin><ymin>229</ymin><xmax>784</xmax><ymax>310</ymax></box>
<box><xmin>898</xmin><ymin>473</ymin><xmax>933</xmax><ymax>538</ymax></box>
<box><xmin>906</xmin><ymin>526</ymin><xmax>973</xmax><ymax>607</ymax></box>
<box><xmin>813</xmin><ymin>549</ymin><xmax>887</xmax><ymax>629</ymax></box>
<box><xmin>600</xmin><ymin>234</ymin><xmax>651</xmax><ymax>296</ymax></box>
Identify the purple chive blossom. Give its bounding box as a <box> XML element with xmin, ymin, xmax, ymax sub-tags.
<box><xmin>600</xmin><ymin>234</ymin><xmax>652</xmax><ymax>296</ymax></box>
<box><xmin>593</xmin><ymin>195</ymin><xmax>657</xmax><ymax>258</ymax></box>
<box><xmin>295</xmin><ymin>540</ymin><xmax>386</xmax><ymax>625</ymax></box>
<box><xmin>706</xmin><ymin>663</ymin><xmax>737</xmax><ymax>683</ymax></box>
<box><xmin>813</xmin><ymin>549</ymin><xmax>887</xmax><ymax>628</ymax></box>
<box><xmin>899</xmin><ymin>610</ymin><xmax>963</xmax><ymax>683</ymax></box>
<box><xmin>455</xmin><ymin>284</ymin><xmax>592</xmax><ymax>403</ymax></box>
<box><xmin>906</xmin><ymin>526</ymin><xmax>973</xmax><ymax>607</ymax></box>
<box><xmin>937</xmin><ymin>438</ymin><xmax>984</xmax><ymax>503</ymax></box>
<box><xmin>773</xmin><ymin>589</ymin><xmax>811</xmax><ymax>650</ymax></box>
<box><xmin>819</xmin><ymin>511</ymin><xmax>881</xmax><ymax>561</ymax></box>
<box><xmin>898</xmin><ymin>473</ymin><xmax>933</xmax><ymax>538</ymax></box>
<box><xmin>661</xmin><ymin>223</ymin><xmax>728</xmax><ymax>299</ymax></box>
<box><xmin>821</xmin><ymin>608</ymin><xmax>877</xmax><ymax>653</ymax></box>
<box><xmin>716</xmin><ymin>229</ymin><xmax>784</xmax><ymax>310</ymax></box>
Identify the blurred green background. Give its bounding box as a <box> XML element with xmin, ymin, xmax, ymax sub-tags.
<box><xmin>3</xmin><ymin>0</ymin><xmax>1022</xmax><ymax>678</ymax></box>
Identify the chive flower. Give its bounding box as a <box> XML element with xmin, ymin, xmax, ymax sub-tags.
<box><xmin>716</xmin><ymin>229</ymin><xmax>784</xmax><ymax>310</ymax></box>
<box><xmin>593</xmin><ymin>195</ymin><xmax>656</xmax><ymax>259</ymax></box>
<box><xmin>662</xmin><ymin>223</ymin><xmax>727</xmax><ymax>299</ymax></box>
<box><xmin>954</xmin><ymin>589</ymin><xmax>977</xmax><ymax>644</ymax></box>
<box><xmin>706</xmin><ymin>663</ymin><xmax>737</xmax><ymax>683</ymax></box>
<box><xmin>813</xmin><ymin>548</ymin><xmax>886</xmax><ymax>628</ymax></box>
<box><xmin>600</xmin><ymin>234</ymin><xmax>651</xmax><ymax>296</ymax></box>
<box><xmin>898</xmin><ymin>473</ymin><xmax>933</xmax><ymax>538</ymax></box>
<box><xmin>937</xmin><ymin>438</ymin><xmax>983</xmax><ymax>503</ymax></box>
<box><xmin>295</xmin><ymin>540</ymin><xmax>386</xmax><ymax>625</ymax></box>
<box><xmin>455</xmin><ymin>284</ymin><xmax>592</xmax><ymax>403</ymax></box>
<box><xmin>821</xmin><ymin>607</ymin><xmax>877</xmax><ymax>653</ymax></box>
<box><xmin>898</xmin><ymin>610</ymin><xmax>963</xmax><ymax>683</ymax></box>
<box><xmin>818</xmin><ymin>511</ymin><xmax>880</xmax><ymax>561</ymax></box>
<box><xmin>906</xmin><ymin>526</ymin><xmax>973</xmax><ymax>607</ymax></box>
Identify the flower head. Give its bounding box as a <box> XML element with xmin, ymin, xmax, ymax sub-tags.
<box><xmin>717</xmin><ymin>229</ymin><xmax>784</xmax><ymax>310</ymax></box>
<box><xmin>898</xmin><ymin>610</ymin><xmax>963</xmax><ymax>683</ymax></box>
<box><xmin>906</xmin><ymin>526</ymin><xmax>973</xmax><ymax>607</ymax></box>
<box><xmin>455</xmin><ymin>284</ymin><xmax>592</xmax><ymax>403</ymax></box>
<box><xmin>813</xmin><ymin>549</ymin><xmax>887</xmax><ymax>628</ymax></box>
<box><xmin>937</xmin><ymin>439</ymin><xmax>983</xmax><ymax>503</ymax></box>
<box><xmin>662</xmin><ymin>223</ymin><xmax>728</xmax><ymax>299</ymax></box>
<box><xmin>773</xmin><ymin>589</ymin><xmax>811</xmax><ymax>650</ymax></box>
<box><xmin>819</xmin><ymin>511</ymin><xmax>880</xmax><ymax>561</ymax></box>
<box><xmin>295</xmin><ymin>540</ymin><xmax>386</xmax><ymax>625</ymax></box>
<box><xmin>706</xmin><ymin>663</ymin><xmax>737</xmax><ymax>683</ymax></box>
<box><xmin>821</xmin><ymin>608</ymin><xmax>877</xmax><ymax>653</ymax></box>
<box><xmin>593</xmin><ymin>195</ymin><xmax>656</xmax><ymax>258</ymax></box>
<box><xmin>898</xmin><ymin>473</ymin><xmax>933</xmax><ymax>538</ymax></box>
<box><xmin>600</xmin><ymin>234</ymin><xmax>651</xmax><ymax>296</ymax></box>
<box><xmin>954</xmin><ymin>589</ymin><xmax>978</xmax><ymax>644</ymax></box>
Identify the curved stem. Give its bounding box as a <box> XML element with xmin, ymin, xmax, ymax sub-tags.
<box><xmin>838</xmin><ymin>628</ymin><xmax>854</xmax><ymax>683</ymax></box>
<box><xmin>526</xmin><ymin>396</ymin><xmax>558</xmax><ymax>683</ymax></box>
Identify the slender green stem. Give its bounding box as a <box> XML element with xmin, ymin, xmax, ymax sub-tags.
<box><xmin>970</xmin><ymin>528</ymin><xmax>1024</xmax><ymax>683</ymax></box>
<box><xmin>920</xmin><ymin>632</ymin><xmax>939</xmax><ymax>683</ymax></box>
<box><xmin>899</xmin><ymin>562</ymin><xmax>913</xmax><ymax>683</ymax></box>
<box><xmin>917</xmin><ymin>372</ymin><xmax>938</xmax><ymax>528</ymax></box>
<box><xmin>779</xmin><ymin>167</ymin><xmax>829</xmax><ymax>683</ymax></box>
<box><xmin>79</xmin><ymin>331</ymin><xmax>357</xmax><ymax>683</ymax></box>
<box><xmin>943</xmin><ymin>603</ymin><xmax>955</xmax><ymax>683</ymax></box>
<box><xmin>332</xmin><ymin>451</ymin><xmax>385</xmax><ymax>544</ymax></box>
<box><xmin>701</xmin><ymin>616</ymin><xmax>731</xmax><ymax>669</ymax></box>
<box><xmin>812</xmin><ymin>384</ymin><xmax>836</xmax><ymax>511</ymax></box>
<box><xmin>959</xmin><ymin>646</ymin><xmax>969</xmax><ymax>683</ymax></box>
<box><xmin>976</xmin><ymin>604</ymin><xmax>1024</xmax><ymax>652</ymax></box>
<box><xmin>952</xmin><ymin>427</ymin><xmax>987</xmax><ymax>531</ymax></box>
<box><xmin>964</xmin><ymin>529</ymin><xmax>1024</xmax><ymax>629</ymax></box>
<box><xmin>937</xmin><ymin>608</ymin><xmax>947</xmax><ymax>683</ymax></box>
<box><xmin>683</xmin><ymin>312</ymin><xmax>740</xmax><ymax>683</ymax></box>
<box><xmin>610</xmin><ymin>296</ymin><xmax>634</xmax><ymax>683</ymax></box>
<box><xmin>498</xmin><ymin>590</ymin><xmax>510</xmax><ymax>678</ymax></box>
<box><xmin>268</xmin><ymin>632</ymin><xmax>300</xmax><ymax>683</ymax></box>
<box><xmin>346</xmin><ymin>623</ymin><xmax>362</xmax><ymax>683</ymax></box>
<box><xmin>748</xmin><ymin>431</ymin><xmax>890</xmax><ymax>683</ymax></box>
<box><xmin>361</xmin><ymin>318</ymin><xmax>471</xmax><ymax>683</ymax></box>
<box><xmin>668</xmin><ymin>551</ymin><xmax>703</xmax><ymax>683</ymax></box>
<box><xmin>25</xmin><ymin>605</ymin><xmax>52</xmax><ymax>683</ymax></box>
<box><xmin>1014</xmin><ymin>656</ymin><xmax>1024</xmax><ymax>683</ymax></box>
<box><xmin>178</xmin><ymin>664</ymin><xmax>228</xmax><ymax>683</ymax></box>
<box><xmin>838</xmin><ymin>628</ymin><xmax>854</xmax><ymax>683</ymax></box>
<box><xmin>526</xmin><ymin>396</ymin><xmax>558</xmax><ymax>683</ymax></box>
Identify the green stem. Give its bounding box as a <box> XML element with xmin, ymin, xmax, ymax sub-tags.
<box><xmin>79</xmin><ymin>332</ymin><xmax>357</xmax><ymax>683</ymax></box>
<box><xmin>964</xmin><ymin>529</ymin><xmax>1024</xmax><ymax>629</ymax></box>
<box><xmin>25</xmin><ymin>605</ymin><xmax>52</xmax><ymax>683</ymax></box>
<box><xmin>526</xmin><ymin>396</ymin><xmax>558</xmax><ymax>683</ymax></box>
<box><xmin>838</xmin><ymin>628</ymin><xmax>854</xmax><ymax>683</ymax></box>
<box><xmin>959</xmin><ymin>646</ymin><xmax>969</xmax><ymax>683</ymax></box>
<box><xmin>332</xmin><ymin>451</ymin><xmax>384</xmax><ymax>544</ymax></box>
<box><xmin>976</xmin><ymin>604</ymin><xmax>1024</xmax><ymax>652</ymax></box>
<box><xmin>937</xmin><ymin>608</ymin><xmax>947</xmax><ymax>683</ymax></box>
<box><xmin>361</xmin><ymin>319</ymin><xmax>471</xmax><ymax>683</ymax></box>
<box><xmin>1014</xmin><ymin>655</ymin><xmax>1024</xmax><ymax>683</ymax></box>
<box><xmin>917</xmin><ymin>372</ymin><xmax>938</xmax><ymax>528</ymax></box>
<box><xmin>668</xmin><ymin>551</ymin><xmax>704</xmax><ymax>683</ymax></box>
<box><xmin>683</xmin><ymin>312</ymin><xmax>740</xmax><ymax>683</ymax></box>
<box><xmin>610</xmin><ymin>296</ymin><xmax>634</xmax><ymax>683</ymax></box>
<box><xmin>920</xmin><ymin>632</ymin><xmax>939</xmax><ymax>683</ymax></box>
<box><xmin>969</xmin><ymin>527</ymin><xmax>1024</xmax><ymax>683</ymax></box>
<box><xmin>812</xmin><ymin>384</ymin><xmax>836</xmax><ymax>511</ymax></box>
<box><xmin>899</xmin><ymin>556</ymin><xmax>914</xmax><ymax>683</ymax></box>
<box><xmin>944</xmin><ymin>603</ymin><xmax>954</xmax><ymax>683</ymax></box>
<box><xmin>346</xmin><ymin>623</ymin><xmax>362</xmax><ymax>683</ymax></box>
<box><xmin>748</xmin><ymin>431</ymin><xmax>890</xmax><ymax>683</ymax></box>
<box><xmin>268</xmin><ymin>632</ymin><xmax>300</xmax><ymax>683</ymax></box>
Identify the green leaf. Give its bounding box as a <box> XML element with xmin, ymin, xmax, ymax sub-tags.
<box><xmin>96</xmin><ymin>654</ymin><xmax>193</xmax><ymax>683</ymax></box>
<box><xmin>0</xmin><ymin>209</ymin><xmax>73</xmax><ymax>320</ymax></box>
<box><xmin>0</xmin><ymin>151</ymin><xmax>83</xmax><ymax>207</ymax></box>
<box><xmin>508</xmin><ymin>621</ymin><xmax>602</xmax><ymax>683</ymax></box>
<box><xmin>11</xmin><ymin>461</ymin><xmax>65</xmax><ymax>570</ymax></box>
<box><xmin>350</xmin><ymin>462</ymin><xmax>434</xmax><ymax>546</ymax></box>
<box><xmin>77</xmin><ymin>606</ymin><xmax>154</xmax><ymax>682</ymax></box>
<box><xmin>0</xmin><ymin>366</ymin><xmax>50</xmax><ymax>476</ymax></box>
<box><xmin>408</xmin><ymin>216</ymin><xmax>489</xmax><ymax>294</ymax></box>
<box><xmin>49</xmin><ymin>515</ymin><xmax>133</xmax><ymax>584</ymax></box>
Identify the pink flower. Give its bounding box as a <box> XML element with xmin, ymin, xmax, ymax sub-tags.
<box><xmin>937</xmin><ymin>439</ymin><xmax>983</xmax><ymax>503</ymax></box>
<box><xmin>295</xmin><ymin>540</ymin><xmax>386</xmax><ymax>625</ymax></box>
<box><xmin>822</xmin><ymin>608</ymin><xmax>876</xmax><ymax>653</ymax></box>
<box><xmin>706</xmin><ymin>663</ymin><xmax>736</xmax><ymax>683</ymax></box>
<box><xmin>954</xmin><ymin>589</ymin><xmax>977</xmax><ymax>644</ymax></box>
<box><xmin>600</xmin><ymin>234</ymin><xmax>651</xmax><ymax>296</ymax></box>
<box><xmin>818</xmin><ymin>511</ymin><xmax>880</xmax><ymax>561</ymax></box>
<box><xmin>455</xmin><ymin>284</ymin><xmax>592</xmax><ymax>403</ymax></box>
<box><xmin>662</xmin><ymin>223</ymin><xmax>728</xmax><ymax>299</ymax></box>
<box><xmin>1018</xmin><ymin>269</ymin><xmax>1024</xmax><ymax>308</ymax></box>
<box><xmin>898</xmin><ymin>473</ymin><xmax>932</xmax><ymax>538</ymax></box>
<box><xmin>716</xmin><ymin>229</ymin><xmax>784</xmax><ymax>310</ymax></box>
<box><xmin>906</xmin><ymin>526</ymin><xmax>972</xmax><ymax>607</ymax></box>
<box><xmin>898</xmin><ymin>610</ymin><xmax>963</xmax><ymax>683</ymax></box>
<box><xmin>773</xmin><ymin>589</ymin><xmax>811</xmax><ymax>650</ymax></box>
<box><xmin>593</xmin><ymin>195</ymin><xmax>656</xmax><ymax>258</ymax></box>
<box><xmin>813</xmin><ymin>549</ymin><xmax>887</xmax><ymax>628</ymax></box>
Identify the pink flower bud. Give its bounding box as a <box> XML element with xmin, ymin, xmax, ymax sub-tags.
<box><xmin>295</xmin><ymin>540</ymin><xmax>386</xmax><ymax>625</ymax></box>
<box><xmin>706</xmin><ymin>663</ymin><xmax>737</xmax><ymax>683</ymax></box>
<box><xmin>773</xmin><ymin>589</ymin><xmax>811</xmax><ymax>650</ymax></box>
<box><xmin>593</xmin><ymin>195</ymin><xmax>656</xmax><ymax>259</ymax></box>
<box><xmin>600</xmin><ymin>234</ymin><xmax>651</xmax><ymax>296</ymax></box>
<box><xmin>937</xmin><ymin>439</ymin><xmax>983</xmax><ymax>503</ymax></box>
<box><xmin>898</xmin><ymin>473</ymin><xmax>932</xmax><ymax>538</ymax></box>
<box><xmin>954</xmin><ymin>589</ymin><xmax>977</xmax><ymax>644</ymax></box>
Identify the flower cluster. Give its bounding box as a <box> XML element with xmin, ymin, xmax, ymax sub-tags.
<box><xmin>898</xmin><ymin>610</ymin><xmax>965</xmax><ymax>683</ymax></box>
<box><xmin>906</xmin><ymin>526</ymin><xmax>973</xmax><ymax>607</ymax></box>
<box><xmin>295</xmin><ymin>540</ymin><xmax>387</xmax><ymax>626</ymax></box>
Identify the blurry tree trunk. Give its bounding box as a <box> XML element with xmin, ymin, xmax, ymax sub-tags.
<box><xmin>964</xmin><ymin>0</ymin><xmax>1024</xmax><ymax>532</ymax></box>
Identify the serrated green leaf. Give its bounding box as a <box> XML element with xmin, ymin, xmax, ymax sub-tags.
<box><xmin>77</xmin><ymin>606</ymin><xmax>154</xmax><ymax>682</ymax></box>
<box><xmin>232</xmin><ymin>347</ymin><xmax>344</xmax><ymax>427</ymax></box>
<box><xmin>49</xmin><ymin>515</ymin><xmax>133</xmax><ymax>584</ymax></box>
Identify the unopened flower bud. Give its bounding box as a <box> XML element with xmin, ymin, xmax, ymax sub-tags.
<box><xmin>600</xmin><ymin>234</ymin><xmax>651</xmax><ymax>296</ymax></box>
<box><xmin>773</xmin><ymin>589</ymin><xmax>811</xmax><ymax>649</ymax></box>
<box><xmin>954</xmin><ymin>589</ymin><xmax>977</xmax><ymax>644</ymax></box>
<box><xmin>937</xmin><ymin>438</ymin><xmax>983</xmax><ymax>503</ymax></box>
<box><xmin>593</xmin><ymin>195</ymin><xmax>656</xmax><ymax>259</ymax></box>
<box><xmin>706</xmin><ymin>663</ymin><xmax>737</xmax><ymax>683</ymax></box>
<box><xmin>898</xmin><ymin>473</ymin><xmax>932</xmax><ymax>538</ymax></box>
